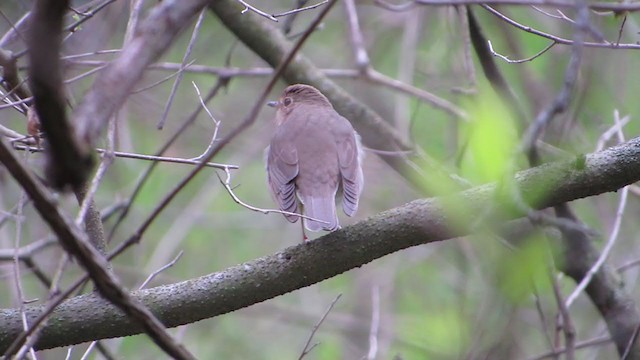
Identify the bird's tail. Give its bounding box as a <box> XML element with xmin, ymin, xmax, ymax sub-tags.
<box><xmin>301</xmin><ymin>196</ymin><xmax>339</xmax><ymax>231</ymax></box>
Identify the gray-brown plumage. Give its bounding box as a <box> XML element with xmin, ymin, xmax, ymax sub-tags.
<box><xmin>266</xmin><ymin>84</ymin><xmax>363</xmax><ymax>232</ymax></box>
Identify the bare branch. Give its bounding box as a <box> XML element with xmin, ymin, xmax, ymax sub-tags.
<box><xmin>273</xmin><ymin>1</ymin><xmax>329</xmax><ymax>18</ymax></box>
<box><xmin>157</xmin><ymin>9</ymin><xmax>206</xmax><ymax>129</ymax></box>
<box><xmin>138</xmin><ymin>251</ymin><xmax>184</xmax><ymax>290</ymax></box>
<box><xmin>188</xmin><ymin>81</ymin><xmax>222</xmax><ymax>162</ymax></box>
<box><xmin>236</xmin><ymin>0</ymin><xmax>278</xmax><ymax>21</ymax></box>
<box><xmin>488</xmin><ymin>39</ymin><xmax>556</xmax><ymax>64</ymax></box>
<box><xmin>68</xmin><ymin>60</ymin><xmax>464</xmax><ymax>116</ymax></box>
<box><xmin>217</xmin><ymin>167</ymin><xmax>330</xmax><ymax>225</ymax></box>
<box><xmin>482</xmin><ymin>5</ymin><xmax>640</xmax><ymax>49</ymax></box>
<box><xmin>527</xmin><ymin>335</ymin><xmax>611</xmax><ymax>360</ymax></box>
<box><xmin>549</xmin><ymin>268</ymin><xmax>576</xmax><ymax>359</ymax></box>
<box><xmin>366</xmin><ymin>286</ymin><xmax>380</xmax><ymax>360</ymax></box>
<box><xmin>0</xmin><ymin>238</ymin><xmax>57</xmax><ymax>261</ymax></box>
<box><xmin>298</xmin><ymin>294</ymin><xmax>342</xmax><ymax>360</ymax></box>
<box><xmin>0</xmin><ymin>11</ymin><xmax>30</xmax><ymax>48</ymax></box>
<box><xmin>521</xmin><ymin>0</ymin><xmax>588</xmax><ymax>164</ymax></box>
<box><xmin>28</xmin><ymin>0</ymin><xmax>94</xmax><ymax>189</ymax></box>
<box><xmin>343</xmin><ymin>0</ymin><xmax>370</xmax><ymax>71</ymax></box>
<box><xmin>377</xmin><ymin>0</ymin><xmax>640</xmax><ymax>13</ymax></box>
<box><xmin>12</xmin><ymin>144</ymin><xmax>238</xmax><ymax>170</ymax></box>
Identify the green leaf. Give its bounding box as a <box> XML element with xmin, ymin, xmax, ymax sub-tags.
<box><xmin>459</xmin><ymin>90</ymin><xmax>519</xmax><ymax>184</ymax></box>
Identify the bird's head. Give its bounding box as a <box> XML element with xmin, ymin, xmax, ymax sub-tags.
<box><xmin>268</xmin><ymin>84</ymin><xmax>332</xmax><ymax>125</ymax></box>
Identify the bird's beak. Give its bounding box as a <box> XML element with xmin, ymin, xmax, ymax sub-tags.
<box><xmin>267</xmin><ymin>100</ymin><xmax>279</xmax><ymax>108</ymax></box>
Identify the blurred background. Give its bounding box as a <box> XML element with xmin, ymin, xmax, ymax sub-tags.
<box><xmin>1</xmin><ymin>0</ymin><xmax>640</xmax><ymax>359</ymax></box>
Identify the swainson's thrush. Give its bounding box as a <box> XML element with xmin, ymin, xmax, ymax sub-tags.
<box><xmin>266</xmin><ymin>84</ymin><xmax>363</xmax><ymax>234</ymax></box>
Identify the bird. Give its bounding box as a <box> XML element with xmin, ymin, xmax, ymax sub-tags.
<box><xmin>266</xmin><ymin>84</ymin><xmax>363</xmax><ymax>238</ymax></box>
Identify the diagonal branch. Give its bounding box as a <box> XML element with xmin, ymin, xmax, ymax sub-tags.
<box><xmin>0</xmin><ymin>138</ymin><xmax>195</xmax><ymax>359</ymax></box>
<box><xmin>1</xmin><ymin>135</ymin><xmax>640</xmax><ymax>352</ymax></box>
<box><xmin>28</xmin><ymin>0</ymin><xmax>94</xmax><ymax>189</ymax></box>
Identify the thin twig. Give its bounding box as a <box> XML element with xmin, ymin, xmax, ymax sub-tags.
<box><xmin>283</xmin><ymin>0</ymin><xmax>309</xmax><ymax>34</ymax></box>
<box><xmin>63</xmin><ymin>64</ymin><xmax>108</xmax><ymax>84</ymax></box>
<box><xmin>482</xmin><ymin>5</ymin><xmax>640</xmax><ymax>49</ymax></box>
<box><xmin>616</xmin><ymin>15</ymin><xmax>627</xmax><ymax>46</ymax></box>
<box><xmin>617</xmin><ymin>257</ymin><xmax>640</xmax><ymax>273</ymax></box>
<box><xmin>68</xmin><ymin>60</ymin><xmax>466</xmax><ymax>115</ymax></box>
<box><xmin>0</xmin><ymin>238</ymin><xmax>57</xmax><ymax>261</ymax></box>
<box><xmin>378</xmin><ymin>0</ymin><xmax>640</xmax><ymax>13</ymax></box>
<box><xmin>61</xmin><ymin>49</ymin><xmax>121</xmax><ymax>60</ymax></box>
<box><xmin>366</xmin><ymin>286</ymin><xmax>380</xmax><ymax>360</ymax></box>
<box><xmin>527</xmin><ymin>335</ymin><xmax>611</xmax><ymax>360</ymax></box>
<box><xmin>488</xmin><ymin>39</ymin><xmax>556</xmax><ymax>64</ymax></box>
<box><xmin>217</xmin><ymin>167</ymin><xmax>330</xmax><ymax>224</ymax></box>
<box><xmin>11</xmin><ymin>144</ymin><xmax>238</xmax><ymax>170</ymax></box>
<box><xmin>622</xmin><ymin>323</ymin><xmax>640</xmax><ymax>360</ymax></box>
<box><xmin>64</xmin><ymin>0</ymin><xmax>118</xmax><ymax>33</ymax></box>
<box><xmin>273</xmin><ymin>0</ymin><xmax>328</xmax><ymax>18</ymax></box>
<box><xmin>124</xmin><ymin>0</ymin><xmax>146</xmax><ymax>45</ymax></box>
<box><xmin>596</xmin><ymin>110</ymin><xmax>631</xmax><ymax>151</ymax></box>
<box><xmin>139</xmin><ymin>251</ymin><xmax>184</xmax><ymax>289</ymax></box>
<box><xmin>362</xmin><ymin>146</ymin><xmax>414</xmax><ymax>156</ymax></box>
<box><xmin>0</xmin><ymin>96</ymin><xmax>33</xmax><ymax>111</ymax></box>
<box><xmin>237</xmin><ymin>0</ymin><xmax>278</xmax><ymax>21</ymax></box>
<box><xmin>188</xmin><ymin>82</ymin><xmax>222</xmax><ymax>161</ymax></box>
<box><xmin>0</xmin><ymin>124</ymin><xmax>27</xmax><ymax>140</ymax></box>
<box><xmin>298</xmin><ymin>294</ymin><xmax>342</xmax><ymax>360</ymax></box>
<box><xmin>366</xmin><ymin>69</ymin><xmax>467</xmax><ymax>120</ymax></box>
<box><xmin>158</xmin><ymin>9</ymin><xmax>206</xmax><ymax>129</ymax></box>
<box><xmin>531</xmin><ymin>289</ymin><xmax>555</xmax><ymax>352</ymax></box>
<box><xmin>0</xmin><ymin>10</ymin><xmax>30</xmax><ymax>47</ymax></box>
<box><xmin>132</xmin><ymin>60</ymin><xmax>197</xmax><ymax>94</ymax></box>
<box><xmin>549</xmin><ymin>266</ymin><xmax>575</xmax><ymax>359</ymax></box>
<box><xmin>520</xmin><ymin>0</ymin><xmax>588</xmax><ymax>165</ymax></box>
<box><xmin>12</xmin><ymin>184</ymin><xmax>38</xmax><ymax>360</ymax></box>
<box><xmin>343</xmin><ymin>0</ymin><xmax>370</xmax><ymax>71</ymax></box>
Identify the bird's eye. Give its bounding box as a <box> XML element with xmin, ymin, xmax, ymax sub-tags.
<box><xmin>283</xmin><ymin>97</ymin><xmax>293</xmax><ymax>107</ymax></box>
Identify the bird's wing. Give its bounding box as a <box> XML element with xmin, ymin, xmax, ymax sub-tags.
<box><xmin>266</xmin><ymin>132</ymin><xmax>299</xmax><ymax>222</ymax></box>
<box><xmin>337</xmin><ymin>126</ymin><xmax>363</xmax><ymax>217</ymax></box>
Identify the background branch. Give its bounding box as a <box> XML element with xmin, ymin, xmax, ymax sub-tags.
<box><xmin>28</xmin><ymin>0</ymin><xmax>93</xmax><ymax>189</ymax></box>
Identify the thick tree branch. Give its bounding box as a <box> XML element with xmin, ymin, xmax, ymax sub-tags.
<box><xmin>28</xmin><ymin>0</ymin><xmax>94</xmax><ymax>189</ymax></box>
<box><xmin>1</xmin><ymin>136</ymin><xmax>640</xmax><ymax>351</ymax></box>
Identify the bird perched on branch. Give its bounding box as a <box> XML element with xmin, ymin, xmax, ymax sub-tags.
<box><xmin>266</xmin><ymin>84</ymin><xmax>363</xmax><ymax>240</ymax></box>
